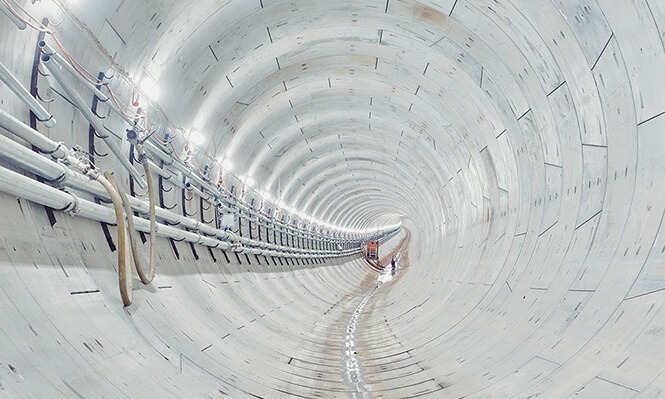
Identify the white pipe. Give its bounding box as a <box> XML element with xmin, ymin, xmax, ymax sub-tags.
<box><xmin>186</xmin><ymin>181</ymin><xmax>212</xmax><ymax>201</ymax></box>
<box><xmin>0</xmin><ymin>164</ymin><xmax>233</xmax><ymax>250</ymax></box>
<box><xmin>0</xmin><ymin>59</ymin><xmax>55</xmax><ymax>127</ymax></box>
<box><xmin>40</xmin><ymin>160</ymin><xmax>349</xmax><ymax>257</ymax></box>
<box><xmin>149</xmin><ymin>160</ymin><xmax>185</xmax><ymax>189</ymax></box>
<box><xmin>0</xmin><ymin>131</ymin><xmax>67</xmax><ymax>181</ymax></box>
<box><xmin>0</xmin><ymin>108</ymin><xmax>66</xmax><ymax>158</ymax></box>
<box><xmin>147</xmin><ymin>159</ymin><xmax>177</xmax><ymax>179</ymax></box>
<box><xmin>0</xmin><ymin>3</ymin><xmax>26</xmax><ymax>30</ymax></box>
<box><xmin>41</xmin><ymin>54</ymin><xmax>147</xmax><ymax>189</ymax></box>
<box><xmin>0</xmin><ymin>116</ymin><xmax>364</xmax><ymax>259</ymax></box>
<box><xmin>38</xmin><ymin>41</ymin><xmax>110</xmax><ymax>102</ymax></box>
<box><xmin>144</xmin><ymin>139</ymin><xmax>353</xmax><ymax>243</ymax></box>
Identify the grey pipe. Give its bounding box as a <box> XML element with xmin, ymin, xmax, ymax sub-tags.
<box><xmin>147</xmin><ymin>159</ymin><xmax>179</xmax><ymax>180</ymax></box>
<box><xmin>0</xmin><ymin>162</ymin><xmax>348</xmax><ymax>259</ymax></box>
<box><xmin>0</xmin><ymin>59</ymin><xmax>55</xmax><ymax>127</ymax></box>
<box><xmin>0</xmin><ymin>3</ymin><xmax>26</xmax><ymax>30</ymax></box>
<box><xmin>149</xmin><ymin>160</ymin><xmax>185</xmax><ymax>189</ymax></box>
<box><xmin>0</xmin><ymin>163</ymin><xmax>232</xmax><ymax>250</ymax></box>
<box><xmin>186</xmin><ymin>181</ymin><xmax>212</xmax><ymax>201</ymax></box>
<box><xmin>0</xmin><ymin>131</ymin><xmax>68</xmax><ymax>181</ymax></box>
<box><xmin>143</xmin><ymin>139</ymin><xmax>352</xmax><ymax>242</ymax></box>
<box><xmin>38</xmin><ymin>41</ymin><xmax>110</xmax><ymax>102</ymax></box>
<box><xmin>0</xmin><ymin>108</ymin><xmax>66</xmax><ymax>158</ymax></box>
<box><xmin>0</xmin><ymin>115</ymin><xmax>363</xmax><ymax>258</ymax></box>
<box><xmin>41</xmin><ymin>54</ymin><xmax>147</xmax><ymax>189</ymax></box>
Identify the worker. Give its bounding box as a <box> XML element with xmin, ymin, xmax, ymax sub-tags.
<box><xmin>391</xmin><ymin>257</ymin><xmax>396</xmax><ymax>275</ymax></box>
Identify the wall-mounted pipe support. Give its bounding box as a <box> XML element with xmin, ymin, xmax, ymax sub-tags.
<box><xmin>0</xmin><ymin>59</ymin><xmax>55</xmax><ymax>127</ymax></box>
<box><xmin>0</xmin><ymin>108</ymin><xmax>66</xmax><ymax>158</ymax></box>
<box><xmin>0</xmin><ymin>163</ymin><xmax>235</xmax><ymax>252</ymax></box>
<box><xmin>38</xmin><ymin>41</ymin><xmax>110</xmax><ymax>103</ymax></box>
<box><xmin>41</xmin><ymin>54</ymin><xmax>147</xmax><ymax>189</ymax></box>
<box><xmin>0</xmin><ymin>131</ymin><xmax>354</xmax><ymax>259</ymax></box>
<box><xmin>0</xmin><ymin>131</ymin><xmax>68</xmax><ymax>181</ymax></box>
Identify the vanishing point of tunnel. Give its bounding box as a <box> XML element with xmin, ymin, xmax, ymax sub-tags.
<box><xmin>1</xmin><ymin>0</ymin><xmax>665</xmax><ymax>398</ymax></box>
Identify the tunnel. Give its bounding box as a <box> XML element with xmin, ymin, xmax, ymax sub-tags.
<box><xmin>1</xmin><ymin>0</ymin><xmax>665</xmax><ymax>397</ymax></box>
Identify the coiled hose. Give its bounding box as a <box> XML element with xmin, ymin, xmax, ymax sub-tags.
<box><xmin>98</xmin><ymin>172</ymin><xmax>133</xmax><ymax>306</ymax></box>
<box><xmin>141</xmin><ymin>156</ymin><xmax>157</xmax><ymax>283</ymax></box>
<box><xmin>107</xmin><ymin>164</ymin><xmax>156</xmax><ymax>285</ymax></box>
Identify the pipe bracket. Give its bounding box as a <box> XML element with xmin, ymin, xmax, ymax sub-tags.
<box><xmin>62</xmin><ymin>190</ymin><xmax>80</xmax><ymax>216</ymax></box>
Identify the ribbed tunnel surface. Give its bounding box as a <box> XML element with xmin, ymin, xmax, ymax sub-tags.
<box><xmin>1</xmin><ymin>0</ymin><xmax>665</xmax><ymax>397</ymax></box>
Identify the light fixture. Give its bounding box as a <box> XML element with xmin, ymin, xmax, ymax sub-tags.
<box><xmin>245</xmin><ymin>176</ymin><xmax>256</xmax><ymax>187</ymax></box>
<box><xmin>261</xmin><ymin>191</ymin><xmax>273</xmax><ymax>202</ymax></box>
<box><xmin>221</xmin><ymin>158</ymin><xmax>233</xmax><ymax>171</ymax></box>
<box><xmin>189</xmin><ymin>130</ymin><xmax>205</xmax><ymax>146</ymax></box>
<box><xmin>139</xmin><ymin>76</ymin><xmax>161</xmax><ymax>102</ymax></box>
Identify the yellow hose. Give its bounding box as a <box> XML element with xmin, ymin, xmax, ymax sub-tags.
<box><xmin>142</xmin><ymin>158</ymin><xmax>157</xmax><ymax>283</ymax></box>
<box><xmin>107</xmin><ymin>167</ymin><xmax>155</xmax><ymax>285</ymax></box>
<box><xmin>98</xmin><ymin>172</ymin><xmax>132</xmax><ymax>306</ymax></box>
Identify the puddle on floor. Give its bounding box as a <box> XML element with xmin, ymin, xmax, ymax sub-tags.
<box><xmin>342</xmin><ymin>251</ymin><xmax>403</xmax><ymax>398</ymax></box>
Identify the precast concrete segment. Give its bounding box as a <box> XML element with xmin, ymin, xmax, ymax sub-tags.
<box><xmin>1</xmin><ymin>0</ymin><xmax>665</xmax><ymax>398</ymax></box>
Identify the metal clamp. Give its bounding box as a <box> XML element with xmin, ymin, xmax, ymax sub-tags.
<box><xmin>64</xmin><ymin>190</ymin><xmax>81</xmax><ymax>216</ymax></box>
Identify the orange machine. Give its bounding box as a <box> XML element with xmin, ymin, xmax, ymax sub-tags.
<box><xmin>367</xmin><ymin>240</ymin><xmax>378</xmax><ymax>259</ymax></box>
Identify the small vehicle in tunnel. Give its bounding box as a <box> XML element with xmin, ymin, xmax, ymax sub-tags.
<box><xmin>367</xmin><ymin>240</ymin><xmax>378</xmax><ymax>259</ymax></box>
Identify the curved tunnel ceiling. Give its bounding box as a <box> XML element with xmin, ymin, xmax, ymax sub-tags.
<box><xmin>1</xmin><ymin>0</ymin><xmax>665</xmax><ymax>397</ymax></box>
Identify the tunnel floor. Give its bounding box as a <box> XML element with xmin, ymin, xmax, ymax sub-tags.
<box><xmin>276</xmin><ymin>232</ymin><xmax>418</xmax><ymax>398</ymax></box>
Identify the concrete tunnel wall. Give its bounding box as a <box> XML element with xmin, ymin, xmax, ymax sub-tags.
<box><xmin>1</xmin><ymin>0</ymin><xmax>665</xmax><ymax>397</ymax></box>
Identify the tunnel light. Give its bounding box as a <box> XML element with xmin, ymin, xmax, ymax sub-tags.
<box><xmin>139</xmin><ymin>76</ymin><xmax>161</xmax><ymax>102</ymax></box>
<box><xmin>261</xmin><ymin>191</ymin><xmax>273</xmax><ymax>202</ymax></box>
<box><xmin>221</xmin><ymin>158</ymin><xmax>233</xmax><ymax>171</ymax></box>
<box><xmin>189</xmin><ymin>130</ymin><xmax>205</xmax><ymax>146</ymax></box>
<box><xmin>245</xmin><ymin>176</ymin><xmax>256</xmax><ymax>187</ymax></box>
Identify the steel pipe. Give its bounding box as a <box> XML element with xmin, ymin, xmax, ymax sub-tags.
<box><xmin>0</xmin><ymin>164</ymin><xmax>234</xmax><ymax>251</ymax></box>
<box><xmin>186</xmin><ymin>181</ymin><xmax>213</xmax><ymax>201</ymax></box>
<box><xmin>41</xmin><ymin>54</ymin><xmax>147</xmax><ymax>189</ymax></box>
<box><xmin>0</xmin><ymin>131</ymin><xmax>67</xmax><ymax>181</ymax></box>
<box><xmin>144</xmin><ymin>139</ymin><xmax>359</xmax><ymax>243</ymax></box>
<box><xmin>0</xmin><ymin>108</ymin><xmax>376</xmax><ymax>254</ymax></box>
<box><xmin>146</xmin><ymin>160</ymin><xmax>173</xmax><ymax>179</ymax></box>
<box><xmin>0</xmin><ymin>108</ymin><xmax>66</xmax><ymax>158</ymax></box>
<box><xmin>0</xmin><ymin>133</ymin><xmax>352</xmax><ymax>258</ymax></box>
<box><xmin>38</xmin><ymin>41</ymin><xmax>110</xmax><ymax>102</ymax></box>
<box><xmin>0</xmin><ymin>59</ymin><xmax>55</xmax><ymax>127</ymax></box>
<box><xmin>0</xmin><ymin>3</ymin><xmax>25</xmax><ymax>30</ymax></box>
